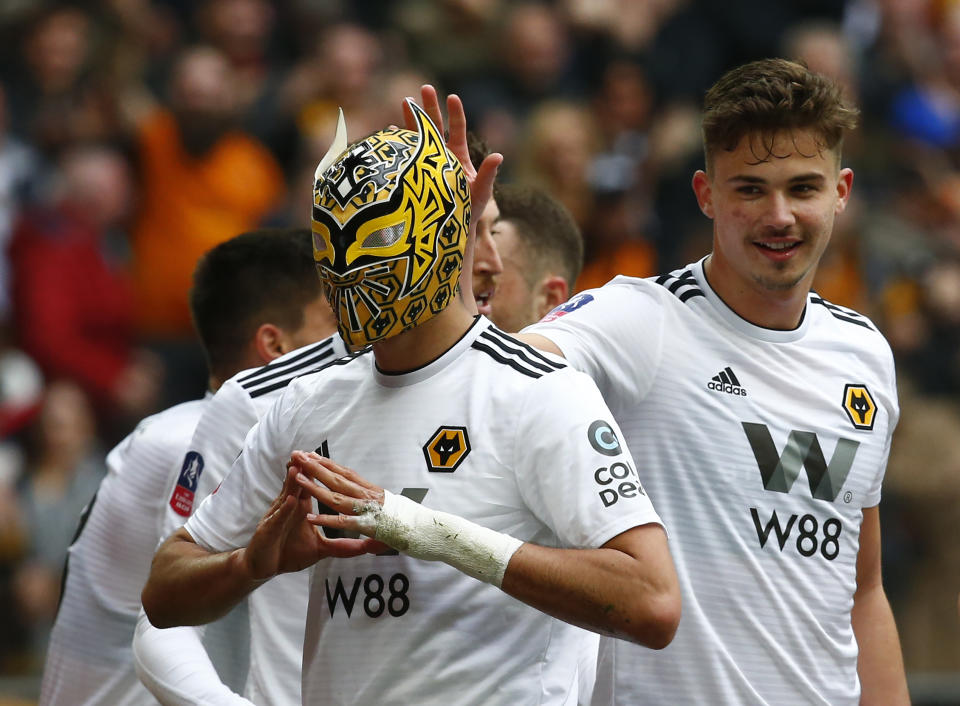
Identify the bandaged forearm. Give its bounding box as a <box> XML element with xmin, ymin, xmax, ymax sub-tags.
<box><xmin>358</xmin><ymin>491</ymin><xmax>523</xmax><ymax>587</ymax></box>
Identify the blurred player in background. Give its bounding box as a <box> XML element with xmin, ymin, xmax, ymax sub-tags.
<box><xmin>135</xmin><ymin>264</ymin><xmax>348</xmax><ymax>704</ymax></box>
<box><xmin>488</xmin><ymin>182</ymin><xmax>583</xmax><ymax>333</ymax></box>
<box><xmin>39</xmin><ymin>228</ymin><xmax>341</xmax><ymax>705</ymax></box>
<box><xmin>520</xmin><ymin>59</ymin><xmax>910</xmax><ymax>705</ymax></box>
<box><xmin>466</xmin><ymin>131</ymin><xmax>503</xmax><ymax>320</ymax></box>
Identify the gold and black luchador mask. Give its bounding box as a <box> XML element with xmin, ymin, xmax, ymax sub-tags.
<box><xmin>311</xmin><ymin>101</ymin><xmax>470</xmax><ymax>347</ymax></box>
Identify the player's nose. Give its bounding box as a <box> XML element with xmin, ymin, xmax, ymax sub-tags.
<box><xmin>474</xmin><ymin>230</ymin><xmax>503</xmax><ymax>276</ymax></box>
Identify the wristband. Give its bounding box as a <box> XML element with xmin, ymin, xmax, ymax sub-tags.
<box><xmin>359</xmin><ymin>491</ymin><xmax>523</xmax><ymax>588</ymax></box>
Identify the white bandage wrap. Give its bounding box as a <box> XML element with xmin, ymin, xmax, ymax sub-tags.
<box><xmin>361</xmin><ymin>491</ymin><xmax>523</xmax><ymax>588</ymax></box>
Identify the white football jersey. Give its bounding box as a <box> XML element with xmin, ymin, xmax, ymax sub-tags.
<box><xmin>156</xmin><ymin>336</ymin><xmax>347</xmax><ymax>706</ymax></box>
<box><xmin>39</xmin><ymin>399</ymin><xmax>206</xmax><ymax>706</ymax></box>
<box><xmin>185</xmin><ymin>317</ymin><xmax>662</xmax><ymax>706</ymax></box>
<box><xmin>527</xmin><ymin>259</ymin><xmax>899</xmax><ymax>705</ymax></box>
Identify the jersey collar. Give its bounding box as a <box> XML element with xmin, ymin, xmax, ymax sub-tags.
<box><xmin>373</xmin><ymin>315</ymin><xmax>489</xmax><ymax>387</ymax></box>
<box><xmin>692</xmin><ymin>257</ymin><xmax>810</xmax><ymax>343</ymax></box>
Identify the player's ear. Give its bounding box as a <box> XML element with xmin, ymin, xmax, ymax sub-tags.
<box><xmin>692</xmin><ymin>170</ymin><xmax>714</xmax><ymax>219</ymax></box>
<box><xmin>254</xmin><ymin>323</ymin><xmax>285</xmax><ymax>363</ymax></box>
<box><xmin>835</xmin><ymin>167</ymin><xmax>853</xmax><ymax>215</ymax></box>
<box><xmin>536</xmin><ymin>276</ymin><xmax>570</xmax><ymax>320</ymax></box>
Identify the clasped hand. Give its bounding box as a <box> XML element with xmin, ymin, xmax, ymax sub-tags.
<box><xmin>242</xmin><ymin>451</ymin><xmax>388</xmax><ymax>581</ymax></box>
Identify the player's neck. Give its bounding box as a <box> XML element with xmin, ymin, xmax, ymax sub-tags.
<box><xmin>703</xmin><ymin>254</ymin><xmax>811</xmax><ymax>330</ymax></box>
<box><xmin>372</xmin><ymin>300</ymin><xmax>477</xmax><ymax>373</ymax></box>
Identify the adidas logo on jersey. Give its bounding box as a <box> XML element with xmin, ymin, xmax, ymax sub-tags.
<box><xmin>707</xmin><ymin>367</ymin><xmax>747</xmax><ymax>396</ymax></box>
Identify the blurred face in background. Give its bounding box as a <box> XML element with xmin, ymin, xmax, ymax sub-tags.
<box><xmin>61</xmin><ymin>147</ymin><xmax>133</xmax><ymax>229</ymax></box>
<box><xmin>35</xmin><ymin>381</ymin><xmax>95</xmax><ymax>466</ymax></box>
<box><xmin>502</xmin><ymin>4</ymin><xmax>568</xmax><ymax>91</ymax></box>
<box><xmin>321</xmin><ymin>24</ymin><xmax>381</xmax><ymax>104</ymax></box>
<box><xmin>169</xmin><ymin>47</ymin><xmax>239</xmax><ymax>155</ymax></box>
<box><xmin>199</xmin><ymin>0</ymin><xmax>274</xmax><ymax>63</ymax></box>
<box><xmin>25</xmin><ymin>8</ymin><xmax>90</xmax><ymax>92</ymax></box>
<box><xmin>284</xmin><ymin>295</ymin><xmax>339</xmax><ymax>352</ymax></box>
<box><xmin>489</xmin><ymin>218</ymin><xmax>538</xmax><ymax>332</ymax></box>
<box><xmin>472</xmin><ymin>197</ymin><xmax>503</xmax><ymax>318</ymax></box>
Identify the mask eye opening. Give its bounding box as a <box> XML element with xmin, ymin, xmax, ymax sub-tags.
<box><xmin>361</xmin><ymin>223</ymin><xmax>405</xmax><ymax>248</ymax></box>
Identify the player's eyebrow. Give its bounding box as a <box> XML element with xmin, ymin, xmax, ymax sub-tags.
<box><xmin>788</xmin><ymin>173</ymin><xmax>826</xmax><ymax>184</ymax></box>
<box><xmin>726</xmin><ymin>173</ymin><xmax>827</xmax><ymax>185</ymax></box>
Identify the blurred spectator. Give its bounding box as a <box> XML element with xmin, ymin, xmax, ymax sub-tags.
<box><xmin>811</xmin><ymin>196</ymin><xmax>872</xmax><ymax>313</ymax></box>
<box><xmin>395</xmin><ymin>0</ymin><xmax>500</xmax><ymax>89</ymax></box>
<box><xmin>498</xmin><ymin>3</ymin><xmax>580</xmax><ymax>99</ymax></box>
<box><xmin>193</xmin><ymin>0</ymin><xmax>303</xmax><ymax>165</ymax></box>
<box><xmin>575</xmin><ymin>59</ymin><xmax>660</xmax><ymax>289</ymax></box>
<box><xmin>0</xmin><ymin>319</ymin><xmax>43</xmax><ymax>441</ymax></box>
<box><xmin>562</xmin><ymin>0</ymin><xmax>681</xmax><ymax>55</ymax></box>
<box><xmin>514</xmin><ymin>99</ymin><xmax>600</xmax><ymax>227</ymax></box>
<box><xmin>0</xmin><ymin>82</ymin><xmax>42</xmax><ymax>320</ymax></box>
<box><xmin>129</xmin><ymin>45</ymin><xmax>284</xmax><ymax>405</ymax></box>
<box><xmin>591</xmin><ymin>60</ymin><xmax>652</xmax><ymax>175</ymax></box>
<box><xmin>489</xmin><ymin>183</ymin><xmax>583</xmax><ymax>331</ymax></box>
<box><xmin>3</xmin><ymin>6</ymin><xmax>120</xmax><ymax>158</ymax></box>
<box><xmin>0</xmin><ymin>320</ymin><xmax>41</xmax><ymax>673</ymax></box>
<box><xmin>784</xmin><ymin>20</ymin><xmax>860</xmax><ymax>102</ymax></box>
<box><xmin>11</xmin><ymin>380</ymin><xmax>103</xmax><ymax>668</ymax></box>
<box><xmin>294</xmin><ymin>23</ymin><xmax>388</xmax><ymax>155</ymax></box>
<box><xmin>102</xmin><ymin>0</ymin><xmax>183</xmax><ymax>89</ymax></box>
<box><xmin>194</xmin><ymin>0</ymin><xmax>277</xmax><ymax>114</ymax></box>
<box><xmin>645</xmin><ymin>97</ymin><xmax>707</xmax><ymax>270</ymax></box>
<box><xmin>461</xmin><ymin>2</ymin><xmax>584</xmax><ymax>156</ymax></box>
<box><xmin>589</xmin><ymin>60</ymin><xmax>652</xmax><ymax>210</ymax></box>
<box><xmin>575</xmin><ymin>190</ymin><xmax>657</xmax><ymax>291</ymax></box>
<box><xmin>885</xmin><ymin>257</ymin><xmax>960</xmax><ymax>396</ymax></box>
<box><xmin>8</xmin><ymin>143</ymin><xmax>162</xmax><ymax>433</ymax></box>
<box><xmin>888</xmin><ymin>48</ymin><xmax>960</xmax><ymax>150</ymax></box>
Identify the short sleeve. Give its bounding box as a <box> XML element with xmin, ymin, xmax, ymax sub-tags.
<box><xmin>523</xmin><ymin>279</ymin><xmax>665</xmax><ymax>416</ymax></box>
<box><xmin>512</xmin><ymin>368</ymin><xmax>663</xmax><ymax>550</ymax></box>
<box><xmin>160</xmin><ymin>381</ymin><xmax>260</xmax><ymax>539</ymax></box>
<box><xmin>864</xmin><ymin>348</ymin><xmax>900</xmax><ymax>507</ymax></box>
<box><xmin>184</xmin><ymin>386</ymin><xmax>299</xmax><ymax>553</ymax></box>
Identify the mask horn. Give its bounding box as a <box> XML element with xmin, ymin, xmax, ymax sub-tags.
<box><xmin>315</xmin><ymin>108</ymin><xmax>348</xmax><ymax>181</ymax></box>
<box><xmin>404</xmin><ymin>98</ymin><xmax>444</xmax><ymax>145</ymax></box>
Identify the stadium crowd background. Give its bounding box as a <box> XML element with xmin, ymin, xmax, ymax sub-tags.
<box><xmin>0</xmin><ymin>0</ymin><xmax>957</xmax><ymax>702</ymax></box>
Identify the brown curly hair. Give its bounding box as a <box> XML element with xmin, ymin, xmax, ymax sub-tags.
<box><xmin>701</xmin><ymin>58</ymin><xmax>859</xmax><ymax>171</ymax></box>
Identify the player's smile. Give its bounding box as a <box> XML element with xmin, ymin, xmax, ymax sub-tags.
<box><xmin>474</xmin><ymin>280</ymin><xmax>497</xmax><ymax>316</ymax></box>
<box><xmin>753</xmin><ymin>237</ymin><xmax>801</xmax><ymax>258</ymax></box>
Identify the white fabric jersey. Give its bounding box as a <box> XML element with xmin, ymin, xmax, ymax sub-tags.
<box><xmin>527</xmin><ymin>259</ymin><xmax>899</xmax><ymax>706</ymax></box>
<box><xmin>185</xmin><ymin>317</ymin><xmax>662</xmax><ymax>706</ymax></box>
<box><xmin>148</xmin><ymin>336</ymin><xmax>347</xmax><ymax>706</ymax></box>
<box><xmin>39</xmin><ymin>399</ymin><xmax>206</xmax><ymax>706</ymax></box>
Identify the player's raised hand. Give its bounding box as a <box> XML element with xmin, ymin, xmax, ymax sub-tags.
<box><xmin>404</xmin><ymin>85</ymin><xmax>502</xmax><ymax>229</ymax></box>
<box><xmin>290</xmin><ymin>450</ymin><xmax>389</xmax><ymax>540</ymax></box>
<box><xmin>403</xmin><ymin>85</ymin><xmax>501</xmax><ymax>314</ymax></box>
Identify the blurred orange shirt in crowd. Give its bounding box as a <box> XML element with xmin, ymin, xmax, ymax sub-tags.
<box><xmin>131</xmin><ymin>109</ymin><xmax>285</xmax><ymax>338</ymax></box>
<box><xmin>575</xmin><ymin>239</ymin><xmax>656</xmax><ymax>293</ymax></box>
<box><xmin>812</xmin><ymin>246</ymin><xmax>869</xmax><ymax>314</ymax></box>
